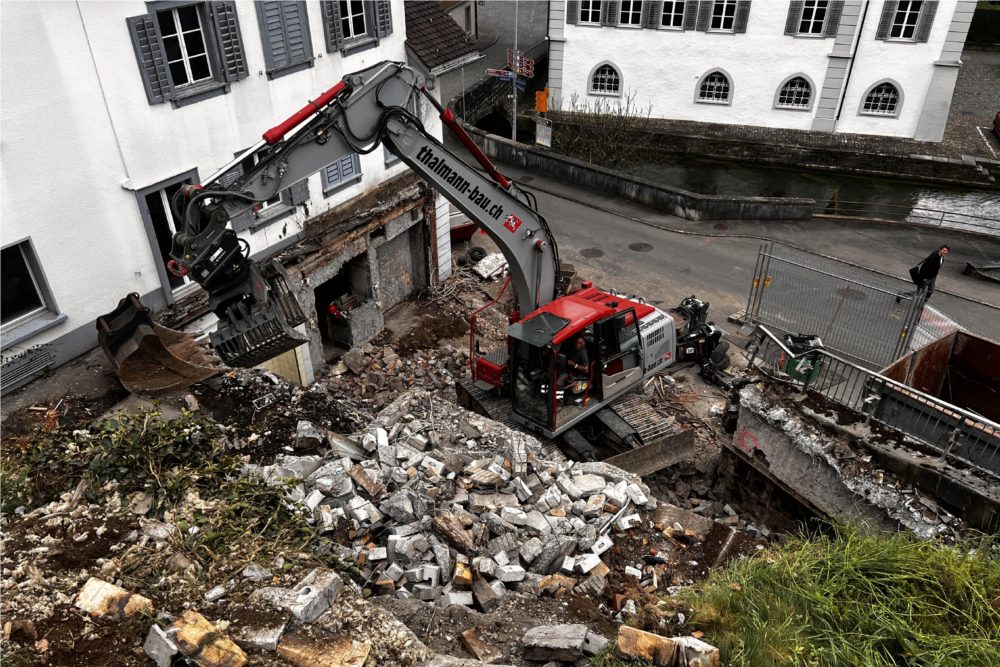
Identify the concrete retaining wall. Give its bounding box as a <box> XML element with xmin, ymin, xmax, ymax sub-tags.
<box><xmin>467</xmin><ymin>128</ymin><xmax>815</xmax><ymax>221</ymax></box>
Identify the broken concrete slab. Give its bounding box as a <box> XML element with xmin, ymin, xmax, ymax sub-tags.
<box><xmin>521</xmin><ymin>623</ymin><xmax>588</xmax><ymax>662</ymax></box>
<box><xmin>277</xmin><ymin>630</ymin><xmax>372</xmax><ymax>667</ymax></box>
<box><xmin>616</xmin><ymin>626</ymin><xmax>720</xmax><ymax>667</ymax></box>
<box><xmin>232</xmin><ymin>618</ymin><xmax>288</xmax><ymax>652</ymax></box>
<box><xmin>171</xmin><ymin>610</ymin><xmax>247</xmax><ymax>667</ymax></box>
<box><xmin>74</xmin><ymin>577</ymin><xmax>153</xmax><ymax>620</ymax></box>
<box><xmin>143</xmin><ymin>625</ymin><xmax>178</xmax><ymax>667</ymax></box>
<box><xmin>461</xmin><ymin>627</ymin><xmax>503</xmax><ymax>664</ymax></box>
<box><xmin>251</xmin><ymin>568</ymin><xmax>343</xmax><ymax>623</ymax></box>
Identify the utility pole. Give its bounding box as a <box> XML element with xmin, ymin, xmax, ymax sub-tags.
<box><xmin>511</xmin><ymin>0</ymin><xmax>518</xmax><ymax>142</ymax></box>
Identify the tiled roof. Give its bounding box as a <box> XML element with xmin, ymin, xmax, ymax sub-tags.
<box><xmin>404</xmin><ymin>1</ymin><xmax>479</xmax><ymax>70</ymax></box>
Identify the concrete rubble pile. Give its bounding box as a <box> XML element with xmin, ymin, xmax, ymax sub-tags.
<box><xmin>327</xmin><ymin>342</ymin><xmax>469</xmax><ymax>406</ymax></box>
<box><xmin>242</xmin><ymin>389</ymin><xmax>663</xmax><ymax>611</ymax></box>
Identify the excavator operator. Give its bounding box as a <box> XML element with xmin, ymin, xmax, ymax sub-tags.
<box><xmin>557</xmin><ymin>335</ymin><xmax>589</xmax><ymax>388</ymax></box>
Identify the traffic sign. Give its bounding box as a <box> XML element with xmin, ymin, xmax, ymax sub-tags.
<box><xmin>514</xmin><ymin>78</ymin><xmax>527</xmax><ymax>91</ymax></box>
<box><xmin>486</xmin><ymin>68</ymin><xmax>512</xmax><ymax>79</ymax></box>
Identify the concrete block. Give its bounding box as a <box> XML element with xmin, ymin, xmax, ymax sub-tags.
<box><xmin>251</xmin><ymin>568</ymin><xmax>343</xmax><ymax>623</ymax></box>
<box><xmin>583</xmin><ymin>494</ymin><xmax>606</xmax><ymax>518</ymax></box>
<box><xmin>303</xmin><ymin>489</ymin><xmax>325</xmax><ymax>513</ymax></box>
<box><xmin>625</xmin><ymin>483</ymin><xmax>649</xmax><ymax>506</ymax></box>
<box><xmin>582</xmin><ymin>631</ymin><xmax>609</xmax><ymax>656</ymax></box>
<box><xmin>471</xmin><ymin>576</ymin><xmax>503</xmax><ymax>612</ymax></box>
<box><xmin>475</xmin><ymin>556</ymin><xmax>497</xmax><ymax>577</ymax></box>
<box><xmin>590</xmin><ymin>535</ymin><xmax>613</xmax><ymax>556</ymax></box>
<box><xmin>522</xmin><ymin>624</ymin><xmax>588</xmax><ymax>662</ymax></box>
<box><xmin>560</xmin><ymin>556</ymin><xmax>575</xmax><ymax>574</ymax></box>
<box><xmin>523</xmin><ymin>510</ymin><xmax>552</xmax><ymax>535</ymax></box>
<box><xmin>499</xmin><ymin>506</ymin><xmax>527</xmax><ymax>525</ymax></box>
<box><xmin>295</xmin><ymin>420</ymin><xmax>324</xmax><ymax>449</ymax></box>
<box><xmin>624</xmin><ymin>566</ymin><xmax>642</xmax><ymax>578</ymax></box>
<box><xmin>513</xmin><ymin>477</ymin><xmax>532</xmax><ymax>502</ymax></box>
<box><xmin>615</xmin><ymin>627</ymin><xmax>720</xmax><ymax>666</ymax></box>
<box><xmin>441</xmin><ymin>591</ymin><xmax>474</xmax><ymax>607</ymax></box>
<box><xmin>233</xmin><ymin>619</ymin><xmax>288</xmax><ymax>652</ymax></box>
<box><xmin>461</xmin><ymin>627</ymin><xmax>503</xmax><ymax>664</ymax></box>
<box><xmin>453</xmin><ymin>561</ymin><xmax>473</xmax><ymax>588</ymax></box>
<box><xmin>143</xmin><ymin>625</ymin><xmax>178</xmax><ymax>667</ymax></box>
<box><xmin>368</xmin><ymin>547</ymin><xmax>387</xmax><ymax>561</ymax></box>
<box><xmin>423</xmin><ymin>564</ymin><xmax>442</xmax><ymax>587</ymax></box>
<box><xmin>470</xmin><ymin>492</ymin><xmax>520</xmax><ymax>512</ymax></box>
<box><xmin>615</xmin><ymin>514</ymin><xmax>642</xmax><ymax>531</ymax></box>
<box><xmin>204</xmin><ymin>585</ymin><xmax>227</xmax><ymax>602</ymax></box>
<box><xmin>492</xmin><ymin>549</ymin><xmax>510</xmax><ymax>566</ymax></box>
<box><xmin>573</xmin><ymin>474</ymin><xmax>607</xmax><ymax>497</ymax></box>
<box><xmin>412</xmin><ymin>583</ymin><xmax>442</xmax><ymax>601</ymax></box>
<box><xmin>519</xmin><ymin>537</ymin><xmax>544</xmax><ymax>564</ymax></box>
<box><xmin>171</xmin><ymin>610</ymin><xmax>247</xmax><ymax>667</ymax></box>
<box><xmin>74</xmin><ymin>577</ymin><xmax>153</xmax><ymax>620</ymax></box>
<box><xmin>496</xmin><ymin>564</ymin><xmax>526</xmax><ymax>583</ymax></box>
<box><xmin>574</xmin><ymin>553</ymin><xmax>602</xmax><ymax>574</ymax></box>
<box><xmin>242</xmin><ymin>563</ymin><xmax>272</xmax><ymax>582</ymax></box>
<box><xmin>556</xmin><ymin>474</ymin><xmax>584</xmax><ymax>500</ymax></box>
<box><xmin>404</xmin><ymin>567</ymin><xmax>424</xmax><ymax>583</ymax></box>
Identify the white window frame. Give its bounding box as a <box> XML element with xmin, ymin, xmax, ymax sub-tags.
<box><xmin>695</xmin><ymin>69</ymin><xmax>732</xmax><ymax>105</ymax></box>
<box><xmin>589</xmin><ymin>62</ymin><xmax>622</xmax><ymax>97</ymax></box>
<box><xmin>774</xmin><ymin>75</ymin><xmax>814</xmax><ymax>111</ymax></box>
<box><xmin>340</xmin><ymin>0</ymin><xmax>367</xmax><ymax>39</ymax></box>
<box><xmin>888</xmin><ymin>0</ymin><xmax>922</xmax><ymax>40</ymax></box>
<box><xmin>709</xmin><ymin>0</ymin><xmax>738</xmax><ymax>32</ymax></box>
<box><xmin>156</xmin><ymin>4</ymin><xmax>214</xmax><ymax>89</ymax></box>
<box><xmin>619</xmin><ymin>0</ymin><xmax>643</xmax><ymax>26</ymax></box>
<box><xmin>579</xmin><ymin>0</ymin><xmax>603</xmax><ymax>25</ymax></box>
<box><xmin>660</xmin><ymin>1</ymin><xmax>686</xmax><ymax>28</ymax></box>
<box><xmin>1</xmin><ymin>238</ymin><xmax>65</xmax><ymax>343</ymax></box>
<box><xmin>797</xmin><ymin>0</ymin><xmax>828</xmax><ymax>35</ymax></box>
<box><xmin>859</xmin><ymin>80</ymin><xmax>903</xmax><ymax>117</ymax></box>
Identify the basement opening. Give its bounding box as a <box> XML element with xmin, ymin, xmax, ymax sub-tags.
<box><xmin>313</xmin><ymin>254</ymin><xmax>369</xmax><ymax>354</ymax></box>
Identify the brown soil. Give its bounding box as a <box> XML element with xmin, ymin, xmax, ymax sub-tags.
<box><xmin>4</xmin><ymin>607</ymin><xmax>148</xmax><ymax>667</ymax></box>
<box><xmin>4</xmin><ymin>515</ymin><xmax>137</xmax><ymax>573</ymax></box>
<box><xmin>391</xmin><ymin>311</ymin><xmax>469</xmax><ymax>357</ymax></box>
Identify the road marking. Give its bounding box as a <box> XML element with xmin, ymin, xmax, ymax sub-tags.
<box><xmin>976</xmin><ymin>126</ymin><xmax>998</xmax><ymax>158</ymax></box>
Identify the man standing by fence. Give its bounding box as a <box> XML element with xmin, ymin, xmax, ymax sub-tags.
<box><xmin>907</xmin><ymin>245</ymin><xmax>949</xmax><ymax>301</ymax></box>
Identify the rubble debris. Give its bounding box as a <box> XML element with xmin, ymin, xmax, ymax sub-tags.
<box><xmin>521</xmin><ymin>623</ymin><xmax>589</xmax><ymax>662</ymax></box>
<box><xmin>170</xmin><ymin>610</ymin><xmax>248</xmax><ymax>667</ymax></box>
<box><xmin>277</xmin><ymin>630</ymin><xmax>372</xmax><ymax>667</ymax></box>
<box><xmin>73</xmin><ymin>577</ymin><xmax>153</xmax><ymax>620</ymax></box>
<box><xmin>616</xmin><ymin>626</ymin><xmax>720</xmax><ymax>667</ymax></box>
<box><xmin>143</xmin><ymin>625</ymin><xmax>179</xmax><ymax>667</ymax></box>
<box><xmin>461</xmin><ymin>627</ymin><xmax>503</xmax><ymax>663</ymax></box>
<box><xmin>251</xmin><ymin>568</ymin><xmax>344</xmax><ymax>623</ymax></box>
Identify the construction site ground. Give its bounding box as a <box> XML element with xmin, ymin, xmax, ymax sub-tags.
<box><xmin>1</xmin><ymin>248</ymin><xmax>770</xmax><ymax>666</ymax></box>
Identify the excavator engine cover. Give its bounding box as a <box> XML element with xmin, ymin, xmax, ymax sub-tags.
<box><xmin>97</xmin><ymin>293</ymin><xmax>220</xmax><ymax>395</ymax></box>
<box><xmin>210</xmin><ymin>259</ymin><xmax>309</xmax><ymax>367</ymax></box>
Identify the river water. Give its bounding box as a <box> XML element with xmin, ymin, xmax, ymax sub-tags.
<box><xmin>625</xmin><ymin>156</ymin><xmax>1000</xmax><ymax>235</ymax></box>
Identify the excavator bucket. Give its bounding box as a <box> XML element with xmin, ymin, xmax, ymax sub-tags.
<box><xmin>97</xmin><ymin>293</ymin><xmax>221</xmax><ymax>395</ymax></box>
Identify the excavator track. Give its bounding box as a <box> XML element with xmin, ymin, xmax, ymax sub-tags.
<box><xmin>457</xmin><ymin>378</ymin><xmax>685</xmax><ymax>466</ymax></box>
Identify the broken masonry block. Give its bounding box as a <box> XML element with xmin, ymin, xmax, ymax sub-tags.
<box><xmin>583</xmin><ymin>494</ymin><xmax>606</xmax><ymax>519</ymax></box>
<box><xmin>368</xmin><ymin>547</ymin><xmax>388</xmax><ymax>561</ymax></box>
<box><xmin>295</xmin><ymin>420</ymin><xmax>324</xmax><ymax>449</ymax></box>
<box><xmin>475</xmin><ymin>556</ymin><xmax>497</xmax><ymax>578</ymax></box>
<box><xmin>278</xmin><ymin>631</ymin><xmax>371</xmax><ymax>667</ymax></box>
<box><xmin>574</xmin><ymin>572</ymin><xmax>607</xmax><ymax>596</ymax></box>
<box><xmin>461</xmin><ymin>627</ymin><xmax>504</xmax><ymax>664</ymax></box>
<box><xmin>523</xmin><ymin>510</ymin><xmax>552</xmax><ymax>535</ymax></box>
<box><xmin>591</xmin><ymin>535</ymin><xmax>613</xmax><ymax>556</ymax></box>
<box><xmin>422</xmin><ymin>565</ymin><xmax>442</xmax><ymax>587</ymax></box>
<box><xmin>625</xmin><ymin>483</ymin><xmax>650</xmax><ymax>506</ymax></box>
<box><xmin>250</xmin><ymin>568</ymin><xmax>343</xmax><ymax>623</ymax></box>
<box><xmin>412</xmin><ymin>583</ymin><xmax>441</xmax><ymax>601</ymax></box>
<box><xmin>170</xmin><ymin>610</ymin><xmax>247</xmax><ymax>667</ymax></box>
<box><xmin>615</xmin><ymin>626</ymin><xmax>721</xmax><ymax>666</ymax></box>
<box><xmin>303</xmin><ymin>489</ymin><xmax>325</xmax><ymax>513</ymax></box>
<box><xmin>440</xmin><ymin>591</ymin><xmax>474</xmax><ymax>607</ymax></box>
<box><xmin>624</xmin><ymin>565</ymin><xmax>642</xmax><ymax>578</ymax></box>
<box><xmin>143</xmin><ymin>625</ymin><xmax>178</xmax><ymax>667</ymax></box>
<box><xmin>499</xmin><ymin>506</ymin><xmax>527</xmax><ymax>525</ymax></box>
<box><xmin>496</xmin><ymin>564</ymin><xmax>526</xmax><ymax>583</ymax></box>
<box><xmin>233</xmin><ymin>619</ymin><xmax>288</xmax><ymax>652</ymax></box>
<box><xmin>513</xmin><ymin>477</ymin><xmax>532</xmax><ymax>502</ymax></box>
<box><xmin>453</xmin><ymin>561</ymin><xmax>473</xmax><ymax>588</ymax></box>
<box><xmin>572</xmin><ymin>474</ymin><xmax>607</xmax><ymax>497</ymax></box>
<box><xmin>574</xmin><ymin>554</ymin><xmax>602</xmax><ymax>574</ymax></box>
<box><xmin>556</xmin><ymin>474</ymin><xmax>583</xmax><ymax>500</ymax></box>
<box><xmin>74</xmin><ymin>578</ymin><xmax>153</xmax><ymax>620</ymax></box>
<box><xmin>522</xmin><ymin>624</ymin><xmax>589</xmax><ymax>662</ymax></box>
<box><xmin>492</xmin><ymin>548</ymin><xmax>511</xmax><ymax>567</ymax></box>
<box><xmin>519</xmin><ymin>537</ymin><xmax>544</xmax><ymax>564</ymax></box>
<box><xmin>615</xmin><ymin>514</ymin><xmax>642</xmax><ymax>532</ymax></box>
<box><xmin>528</xmin><ymin>535</ymin><xmax>578</xmax><ymax>575</ymax></box>
<box><xmin>560</xmin><ymin>556</ymin><xmax>576</xmax><ymax>574</ymax></box>
<box><xmin>404</xmin><ymin>567</ymin><xmax>424</xmax><ymax>583</ymax></box>
<box><xmin>582</xmin><ymin>630</ymin><xmax>609</xmax><ymax>657</ymax></box>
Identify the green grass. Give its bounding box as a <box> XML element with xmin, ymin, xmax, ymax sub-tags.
<box><xmin>674</xmin><ymin>524</ymin><xmax>1000</xmax><ymax>667</ymax></box>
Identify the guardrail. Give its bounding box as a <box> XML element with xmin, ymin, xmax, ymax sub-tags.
<box><xmin>814</xmin><ymin>200</ymin><xmax>1000</xmax><ymax>236</ymax></box>
<box><xmin>744</xmin><ymin>325</ymin><xmax>1000</xmax><ymax>480</ymax></box>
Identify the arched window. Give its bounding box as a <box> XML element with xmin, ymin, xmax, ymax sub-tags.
<box><xmin>776</xmin><ymin>76</ymin><xmax>812</xmax><ymax>109</ymax></box>
<box><xmin>590</xmin><ymin>64</ymin><xmax>621</xmax><ymax>95</ymax></box>
<box><xmin>862</xmin><ymin>82</ymin><xmax>901</xmax><ymax>116</ymax></box>
<box><xmin>697</xmin><ymin>70</ymin><xmax>731</xmax><ymax>104</ymax></box>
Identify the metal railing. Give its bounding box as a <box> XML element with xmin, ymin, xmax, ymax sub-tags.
<box><xmin>744</xmin><ymin>325</ymin><xmax>1000</xmax><ymax>480</ymax></box>
<box><xmin>814</xmin><ymin>200</ymin><xmax>1000</xmax><ymax>236</ymax></box>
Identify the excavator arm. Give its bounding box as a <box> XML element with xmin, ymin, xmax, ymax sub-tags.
<box><xmin>100</xmin><ymin>61</ymin><xmax>560</xmax><ymax>388</ymax></box>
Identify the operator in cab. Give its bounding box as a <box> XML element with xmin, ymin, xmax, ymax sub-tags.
<box><xmin>557</xmin><ymin>335</ymin><xmax>589</xmax><ymax>388</ymax></box>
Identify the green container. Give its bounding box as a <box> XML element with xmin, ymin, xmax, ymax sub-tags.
<box><xmin>783</xmin><ymin>353</ymin><xmax>822</xmax><ymax>385</ymax></box>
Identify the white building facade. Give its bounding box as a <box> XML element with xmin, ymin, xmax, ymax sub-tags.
<box><xmin>547</xmin><ymin>0</ymin><xmax>975</xmax><ymax>139</ymax></box>
<box><xmin>1</xmin><ymin>0</ymin><xmax>449</xmax><ymax>392</ymax></box>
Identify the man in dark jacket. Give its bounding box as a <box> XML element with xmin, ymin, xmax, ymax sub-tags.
<box><xmin>909</xmin><ymin>245</ymin><xmax>949</xmax><ymax>298</ymax></box>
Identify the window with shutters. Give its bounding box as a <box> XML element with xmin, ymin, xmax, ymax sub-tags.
<box><xmin>580</xmin><ymin>0</ymin><xmax>603</xmax><ymax>24</ymax></box>
<box><xmin>860</xmin><ymin>81</ymin><xmax>901</xmax><ymax>116</ymax></box>
<box><xmin>321</xmin><ymin>0</ymin><xmax>393</xmax><ymax>55</ymax></box>
<box><xmin>255</xmin><ymin>1</ymin><xmax>314</xmax><ymax>79</ymax></box>
<box><xmin>696</xmin><ymin>70</ymin><xmax>731</xmax><ymax>104</ymax></box>
<box><xmin>127</xmin><ymin>1</ymin><xmax>248</xmax><ymax>107</ymax></box>
<box><xmin>876</xmin><ymin>1</ymin><xmax>937</xmax><ymax>42</ymax></box>
<box><xmin>775</xmin><ymin>76</ymin><xmax>813</xmax><ymax>109</ymax></box>
<box><xmin>661</xmin><ymin>1</ymin><xmax>686</xmax><ymax>28</ymax></box>
<box><xmin>1</xmin><ymin>240</ymin><xmax>61</xmax><ymax>335</ymax></box>
<box><xmin>710</xmin><ymin>0</ymin><xmax>737</xmax><ymax>31</ymax></box>
<box><xmin>134</xmin><ymin>172</ymin><xmax>199</xmax><ymax>295</ymax></box>
<box><xmin>619</xmin><ymin>0</ymin><xmax>643</xmax><ymax>25</ymax></box>
<box><xmin>322</xmin><ymin>154</ymin><xmax>363</xmax><ymax>195</ymax></box>
<box><xmin>589</xmin><ymin>63</ymin><xmax>622</xmax><ymax>96</ymax></box>
<box><xmin>785</xmin><ymin>1</ymin><xmax>842</xmax><ymax>37</ymax></box>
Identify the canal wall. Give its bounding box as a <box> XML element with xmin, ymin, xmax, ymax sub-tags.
<box><xmin>468</xmin><ymin>128</ymin><xmax>816</xmax><ymax>222</ymax></box>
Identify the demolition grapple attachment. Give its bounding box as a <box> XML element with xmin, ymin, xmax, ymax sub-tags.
<box><xmin>210</xmin><ymin>259</ymin><xmax>309</xmax><ymax>367</ymax></box>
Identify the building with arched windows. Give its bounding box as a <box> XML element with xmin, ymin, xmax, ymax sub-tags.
<box><xmin>546</xmin><ymin>1</ymin><xmax>975</xmax><ymax>140</ymax></box>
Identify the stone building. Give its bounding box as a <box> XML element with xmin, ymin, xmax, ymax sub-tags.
<box><xmin>547</xmin><ymin>0</ymin><xmax>975</xmax><ymax>140</ymax></box>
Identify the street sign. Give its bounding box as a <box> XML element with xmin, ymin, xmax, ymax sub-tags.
<box><xmin>517</xmin><ymin>64</ymin><xmax>534</xmax><ymax>78</ymax></box>
<box><xmin>486</xmin><ymin>68</ymin><xmax>512</xmax><ymax>79</ymax></box>
<box><xmin>514</xmin><ymin>78</ymin><xmax>527</xmax><ymax>91</ymax></box>
<box><xmin>535</xmin><ymin>119</ymin><xmax>552</xmax><ymax>148</ymax></box>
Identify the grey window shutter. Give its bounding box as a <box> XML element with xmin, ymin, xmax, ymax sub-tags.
<box><xmin>289</xmin><ymin>179</ymin><xmax>310</xmax><ymax>205</ymax></box>
<box><xmin>257</xmin><ymin>1</ymin><xmax>312</xmax><ymax>72</ymax></box>
<box><xmin>734</xmin><ymin>1</ymin><xmax>751</xmax><ymax>33</ymax></box>
<box><xmin>231</xmin><ymin>209</ymin><xmax>254</xmax><ymax>232</ymax></box>
<box><xmin>645</xmin><ymin>1</ymin><xmax>661</xmax><ymax>28</ymax></box>
<box><xmin>824</xmin><ymin>1</ymin><xmax>844</xmax><ymax>37</ymax></box>
<box><xmin>220</xmin><ymin>163</ymin><xmax>244</xmax><ymax>188</ymax></box>
<box><xmin>375</xmin><ymin>0</ymin><xmax>393</xmax><ymax>37</ymax></box>
<box><xmin>210</xmin><ymin>1</ymin><xmax>248</xmax><ymax>82</ymax></box>
<box><xmin>320</xmin><ymin>1</ymin><xmax>345</xmax><ymax>52</ymax></box>
<box><xmin>875</xmin><ymin>1</ymin><xmax>898</xmax><ymax>40</ymax></box>
<box><xmin>914</xmin><ymin>1</ymin><xmax>937</xmax><ymax>42</ymax></box>
<box><xmin>683</xmin><ymin>1</ymin><xmax>699</xmax><ymax>30</ymax></box>
<box><xmin>567</xmin><ymin>0</ymin><xmax>579</xmax><ymax>24</ymax></box>
<box><xmin>602</xmin><ymin>1</ymin><xmax>619</xmax><ymax>26</ymax></box>
<box><xmin>640</xmin><ymin>1</ymin><xmax>651</xmax><ymax>27</ymax></box>
<box><xmin>696</xmin><ymin>1</ymin><xmax>711</xmax><ymax>31</ymax></box>
<box><xmin>784</xmin><ymin>1</ymin><xmax>802</xmax><ymax>35</ymax></box>
<box><xmin>126</xmin><ymin>15</ymin><xmax>175</xmax><ymax>104</ymax></box>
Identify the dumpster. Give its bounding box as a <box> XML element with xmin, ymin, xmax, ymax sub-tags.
<box><xmin>782</xmin><ymin>333</ymin><xmax>824</xmax><ymax>385</ymax></box>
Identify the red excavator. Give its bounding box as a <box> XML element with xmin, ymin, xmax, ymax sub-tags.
<box><xmin>98</xmin><ymin>61</ymin><xmax>727</xmax><ymax>447</ymax></box>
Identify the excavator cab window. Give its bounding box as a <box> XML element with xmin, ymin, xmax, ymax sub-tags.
<box><xmin>511</xmin><ymin>340</ymin><xmax>555</xmax><ymax>430</ymax></box>
<box><xmin>597</xmin><ymin>309</ymin><xmax>642</xmax><ymax>399</ymax></box>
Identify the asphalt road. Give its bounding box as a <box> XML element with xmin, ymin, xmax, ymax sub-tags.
<box><xmin>483</xmin><ymin>159</ymin><xmax>1000</xmax><ymax>341</ymax></box>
